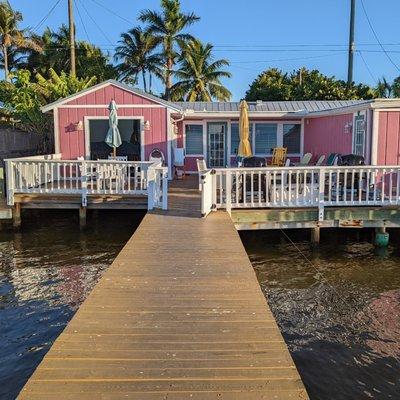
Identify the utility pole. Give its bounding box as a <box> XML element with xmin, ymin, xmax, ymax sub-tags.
<box><xmin>347</xmin><ymin>0</ymin><xmax>356</xmax><ymax>86</ymax></box>
<box><xmin>68</xmin><ymin>0</ymin><xmax>76</xmax><ymax>76</ymax></box>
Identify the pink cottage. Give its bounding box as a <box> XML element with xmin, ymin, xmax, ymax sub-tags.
<box><xmin>41</xmin><ymin>80</ymin><xmax>400</xmax><ymax>174</ymax></box>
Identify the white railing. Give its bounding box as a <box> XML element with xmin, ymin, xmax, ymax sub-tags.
<box><xmin>201</xmin><ymin>166</ymin><xmax>400</xmax><ymax>220</ymax></box>
<box><xmin>5</xmin><ymin>155</ymin><xmax>168</xmax><ymax>210</ymax></box>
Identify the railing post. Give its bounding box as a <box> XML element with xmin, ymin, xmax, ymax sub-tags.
<box><xmin>81</xmin><ymin>160</ymin><xmax>87</xmax><ymax>207</ymax></box>
<box><xmin>161</xmin><ymin>168</ymin><xmax>168</xmax><ymax>210</ymax></box>
<box><xmin>226</xmin><ymin>170</ymin><xmax>232</xmax><ymax>214</ymax></box>
<box><xmin>147</xmin><ymin>165</ymin><xmax>155</xmax><ymax>210</ymax></box>
<box><xmin>318</xmin><ymin>168</ymin><xmax>325</xmax><ymax>222</ymax></box>
<box><xmin>5</xmin><ymin>160</ymin><xmax>14</xmax><ymax>206</ymax></box>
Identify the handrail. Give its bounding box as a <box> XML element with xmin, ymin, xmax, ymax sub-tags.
<box><xmin>201</xmin><ymin>166</ymin><xmax>400</xmax><ymax>220</ymax></box>
<box><xmin>5</xmin><ymin>157</ymin><xmax>168</xmax><ymax>210</ymax></box>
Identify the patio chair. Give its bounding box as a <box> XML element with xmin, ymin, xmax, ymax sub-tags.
<box><xmin>326</xmin><ymin>153</ymin><xmax>340</xmax><ymax>166</ymax></box>
<box><xmin>270</xmin><ymin>147</ymin><xmax>287</xmax><ymax>166</ymax></box>
<box><xmin>315</xmin><ymin>155</ymin><xmax>326</xmax><ymax>166</ymax></box>
<box><xmin>298</xmin><ymin>152</ymin><xmax>312</xmax><ymax>166</ymax></box>
<box><xmin>149</xmin><ymin>148</ymin><xmax>165</xmax><ymax>166</ymax></box>
<box><xmin>174</xmin><ymin>148</ymin><xmax>186</xmax><ymax>179</ymax></box>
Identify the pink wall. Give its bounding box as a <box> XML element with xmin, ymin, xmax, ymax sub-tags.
<box><xmin>304</xmin><ymin>114</ymin><xmax>353</xmax><ymax>158</ymax></box>
<box><xmin>377</xmin><ymin>111</ymin><xmax>400</xmax><ymax>165</ymax></box>
<box><xmin>57</xmin><ymin>84</ymin><xmax>167</xmax><ymax>161</ymax></box>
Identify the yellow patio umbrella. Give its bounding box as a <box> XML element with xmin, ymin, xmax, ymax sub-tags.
<box><xmin>237</xmin><ymin>100</ymin><xmax>252</xmax><ymax>159</ymax></box>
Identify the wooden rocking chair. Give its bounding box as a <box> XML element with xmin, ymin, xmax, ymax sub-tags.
<box><xmin>270</xmin><ymin>147</ymin><xmax>287</xmax><ymax>166</ymax></box>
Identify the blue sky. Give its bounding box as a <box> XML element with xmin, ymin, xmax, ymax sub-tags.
<box><xmin>10</xmin><ymin>0</ymin><xmax>400</xmax><ymax>100</ymax></box>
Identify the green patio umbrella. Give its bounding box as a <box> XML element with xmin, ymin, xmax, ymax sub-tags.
<box><xmin>105</xmin><ymin>100</ymin><xmax>122</xmax><ymax>157</ymax></box>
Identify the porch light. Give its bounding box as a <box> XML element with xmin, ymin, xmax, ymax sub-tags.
<box><xmin>76</xmin><ymin>120</ymin><xmax>84</xmax><ymax>130</ymax></box>
<box><xmin>144</xmin><ymin>120</ymin><xmax>151</xmax><ymax>130</ymax></box>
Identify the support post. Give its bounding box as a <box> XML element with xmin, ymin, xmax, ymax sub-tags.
<box><xmin>375</xmin><ymin>226</ymin><xmax>389</xmax><ymax>247</ymax></box>
<box><xmin>311</xmin><ymin>227</ymin><xmax>320</xmax><ymax>245</ymax></box>
<box><xmin>318</xmin><ymin>169</ymin><xmax>325</xmax><ymax>222</ymax></box>
<box><xmin>79</xmin><ymin>206</ymin><xmax>87</xmax><ymax>229</ymax></box>
<box><xmin>13</xmin><ymin>203</ymin><xmax>21</xmax><ymax>229</ymax></box>
<box><xmin>225</xmin><ymin>171</ymin><xmax>232</xmax><ymax>215</ymax></box>
<box><xmin>161</xmin><ymin>169</ymin><xmax>168</xmax><ymax>210</ymax></box>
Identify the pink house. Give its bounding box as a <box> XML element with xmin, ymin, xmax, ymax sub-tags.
<box><xmin>42</xmin><ymin>80</ymin><xmax>400</xmax><ymax>174</ymax></box>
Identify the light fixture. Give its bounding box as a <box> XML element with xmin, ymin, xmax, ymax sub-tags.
<box><xmin>76</xmin><ymin>120</ymin><xmax>84</xmax><ymax>130</ymax></box>
<box><xmin>144</xmin><ymin>120</ymin><xmax>151</xmax><ymax>131</ymax></box>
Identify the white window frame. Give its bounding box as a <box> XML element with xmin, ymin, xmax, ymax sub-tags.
<box><xmin>84</xmin><ymin>116</ymin><xmax>145</xmax><ymax>161</ymax></box>
<box><xmin>183</xmin><ymin>121</ymin><xmax>206</xmax><ymax>157</ymax></box>
<box><xmin>229</xmin><ymin>120</ymin><xmax>304</xmax><ymax>158</ymax></box>
<box><xmin>352</xmin><ymin>111</ymin><xmax>367</xmax><ymax>157</ymax></box>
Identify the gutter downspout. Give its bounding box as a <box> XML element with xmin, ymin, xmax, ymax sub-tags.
<box><xmin>371</xmin><ymin>109</ymin><xmax>380</xmax><ymax>166</ymax></box>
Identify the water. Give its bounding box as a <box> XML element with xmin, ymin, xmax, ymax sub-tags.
<box><xmin>0</xmin><ymin>210</ymin><xmax>144</xmax><ymax>400</ymax></box>
<box><xmin>241</xmin><ymin>229</ymin><xmax>400</xmax><ymax>400</ymax></box>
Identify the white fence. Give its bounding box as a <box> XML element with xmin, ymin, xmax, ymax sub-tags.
<box><xmin>201</xmin><ymin>166</ymin><xmax>400</xmax><ymax>220</ymax></box>
<box><xmin>5</xmin><ymin>154</ymin><xmax>168</xmax><ymax>210</ymax></box>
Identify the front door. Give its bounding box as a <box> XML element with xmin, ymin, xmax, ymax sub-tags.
<box><xmin>207</xmin><ymin>122</ymin><xmax>227</xmax><ymax>167</ymax></box>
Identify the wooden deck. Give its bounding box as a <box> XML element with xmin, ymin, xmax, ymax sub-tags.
<box><xmin>18</xmin><ymin>178</ymin><xmax>309</xmax><ymax>399</ymax></box>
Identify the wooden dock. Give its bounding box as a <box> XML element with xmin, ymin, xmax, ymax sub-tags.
<box><xmin>18</xmin><ymin>178</ymin><xmax>309</xmax><ymax>399</ymax></box>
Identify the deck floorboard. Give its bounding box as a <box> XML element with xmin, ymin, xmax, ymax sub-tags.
<box><xmin>17</xmin><ymin>178</ymin><xmax>309</xmax><ymax>399</ymax></box>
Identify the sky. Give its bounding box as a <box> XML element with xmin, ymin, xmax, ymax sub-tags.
<box><xmin>9</xmin><ymin>0</ymin><xmax>400</xmax><ymax>100</ymax></box>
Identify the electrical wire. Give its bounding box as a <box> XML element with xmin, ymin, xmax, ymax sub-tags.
<box><xmin>77</xmin><ymin>0</ymin><xmax>114</xmax><ymax>46</ymax></box>
<box><xmin>32</xmin><ymin>0</ymin><xmax>63</xmax><ymax>33</ymax></box>
<box><xmin>360</xmin><ymin>0</ymin><xmax>400</xmax><ymax>73</ymax></box>
<box><xmin>357</xmin><ymin>50</ymin><xmax>377</xmax><ymax>84</ymax></box>
<box><xmin>89</xmin><ymin>0</ymin><xmax>133</xmax><ymax>25</ymax></box>
<box><xmin>74</xmin><ymin>0</ymin><xmax>91</xmax><ymax>42</ymax></box>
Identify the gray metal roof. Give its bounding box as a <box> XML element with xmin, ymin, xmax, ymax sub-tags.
<box><xmin>173</xmin><ymin>100</ymin><xmax>372</xmax><ymax>113</ymax></box>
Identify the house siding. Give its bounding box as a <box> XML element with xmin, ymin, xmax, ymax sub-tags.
<box><xmin>303</xmin><ymin>114</ymin><xmax>354</xmax><ymax>158</ymax></box>
<box><xmin>377</xmin><ymin>111</ymin><xmax>400</xmax><ymax>165</ymax></box>
<box><xmin>57</xmin><ymin>84</ymin><xmax>168</xmax><ymax>161</ymax></box>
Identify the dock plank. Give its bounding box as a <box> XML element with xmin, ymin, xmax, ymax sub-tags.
<box><xmin>17</xmin><ymin>179</ymin><xmax>309</xmax><ymax>399</ymax></box>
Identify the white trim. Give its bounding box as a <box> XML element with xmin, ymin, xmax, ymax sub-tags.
<box><xmin>227</xmin><ymin>121</ymin><xmax>232</xmax><ymax>166</ymax></box>
<box><xmin>365</xmin><ymin>109</ymin><xmax>372</xmax><ymax>164</ymax></box>
<box><xmin>179</xmin><ymin>111</ymin><xmax>305</xmax><ymax>119</ymax></box>
<box><xmin>58</xmin><ymin>104</ymin><xmax>165</xmax><ymax>109</ymax></box>
<box><xmin>84</xmin><ymin>116</ymin><xmax>145</xmax><ymax>160</ymax></box>
<box><xmin>53</xmin><ymin>107</ymin><xmax>60</xmax><ymax>154</ymax></box>
<box><xmin>371</xmin><ymin>110</ymin><xmax>380</xmax><ymax>165</ymax></box>
<box><xmin>166</xmin><ymin>109</ymin><xmax>172</xmax><ymax>178</ymax></box>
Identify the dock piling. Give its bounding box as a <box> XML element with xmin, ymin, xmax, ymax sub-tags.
<box><xmin>13</xmin><ymin>203</ymin><xmax>21</xmax><ymax>229</ymax></box>
<box><xmin>311</xmin><ymin>227</ymin><xmax>320</xmax><ymax>244</ymax></box>
<box><xmin>79</xmin><ymin>206</ymin><xmax>87</xmax><ymax>229</ymax></box>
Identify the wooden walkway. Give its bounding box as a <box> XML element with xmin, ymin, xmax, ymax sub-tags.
<box><xmin>18</xmin><ymin>178</ymin><xmax>309</xmax><ymax>400</ymax></box>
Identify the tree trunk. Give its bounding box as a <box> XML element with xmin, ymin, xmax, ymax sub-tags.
<box><xmin>3</xmin><ymin>45</ymin><xmax>9</xmax><ymax>82</ymax></box>
<box><xmin>142</xmin><ymin>70</ymin><xmax>147</xmax><ymax>92</ymax></box>
<box><xmin>149</xmin><ymin>73</ymin><xmax>152</xmax><ymax>93</ymax></box>
<box><xmin>165</xmin><ymin>57</ymin><xmax>173</xmax><ymax>100</ymax></box>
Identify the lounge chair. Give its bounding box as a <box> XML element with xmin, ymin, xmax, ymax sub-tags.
<box><xmin>298</xmin><ymin>153</ymin><xmax>312</xmax><ymax>166</ymax></box>
<box><xmin>315</xmin><ymin>155</ymin><xmax>325</xmax><ymax>166</ymax></box>
<box><xmin>326</xmin><ymin>153</ymin><xmax>340</xmax><ymax>166</ymax></box>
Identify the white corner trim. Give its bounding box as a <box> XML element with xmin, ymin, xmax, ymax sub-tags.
<box><xmin>371</xmin><ymin>110</ymin><xmax>380</xmax><ymax>165</ymax></box>
<box><xmin>53</xmin><ymin>107</ymin><xmax>60</xmax><ymax>154</ymax></box>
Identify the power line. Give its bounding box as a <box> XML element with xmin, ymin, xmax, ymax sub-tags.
<box><xmin>74</xmin><ymin>0</ymin><xmax>91</xmax><ymax>42</ymax></box>
<box><xmin>32</xmin><ymin>0</ymin><xmax>63</xmax><ymax>33</ymax></box>
<box><xmin>89</xmin><ymin>0</ymin><xmax>133</xmax><ymax>25</ymax></box>
<box><xmin>357</xmin><ymin>51</ymin><xmax>377</xmax><ymax>84</ymax></box>
<box><xmin>360</xmin><ymin>0</ymin><xmax>400</xmax><ymax>73</ymax></box>
<box><xmin>77</xmin><ymin>0</ymin><xmax>114</xmax><ymax>46</ymax></box>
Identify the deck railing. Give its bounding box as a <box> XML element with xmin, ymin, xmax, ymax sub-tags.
<box><xmin>201</xmin><ymin>166</ymin><xmax>400</xmax><ymax>219</ymax></box>
<box><xmin>5</xmin><ymin>154</ymin><xmax>168</xmax><ymax>210</ymax></box>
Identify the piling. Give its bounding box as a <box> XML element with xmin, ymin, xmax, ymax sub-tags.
<box><xmin>375</xmin><ymin>227</ymin><xmax>389</xmax><ymax>247</ymax></box>
<box><xmin>311</xmin><ymin>227</ymin><xmax>320</xmax><ymax>244</ymax></box>
<box><xmin>13</xmin><ymin>203</ymin><xmax>21</xmax><ymax>229</ymax></box>
<box><xmin>79</xmin><ymin>206</ymin><xmax>87</xmax><ymax>229</ymax></box>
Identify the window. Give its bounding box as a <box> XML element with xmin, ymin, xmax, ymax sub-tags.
<box><xmin>283</xmin><ymin>124</ymin><xmax>301</xmax><ymax>154</ymax></box>
<box><xmin>185</xmin><ymin>124</ymin><xmax>203</xmax><ymax>155</ymax></box>
<box><xmin>353</xmin><ymin>116</ymin><xmax>365</xmax><ymax>156</ymax></box>
<box><xmin>254</xmin><ymin>123</ymin><xmax>277</xmax><ymax>154</ymax></box>
<box><xmin>230</xmin><ymin>123</ymin><xmax>253</xmax><ymax>155</ymax></box>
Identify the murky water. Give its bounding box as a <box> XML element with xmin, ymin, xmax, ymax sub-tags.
<box><xmin>0</xmin><ymin>210</ymin><xmax>144</xmax><ymax>400</ymax></box>
<box><xmin>241</xmin><ymin>229</ymin><xmax>400</xmax><ymax>400</ymax></box>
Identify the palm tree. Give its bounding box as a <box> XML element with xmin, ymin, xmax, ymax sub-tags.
<box><xmin>171</xmin><ymin>39</ymin><xmax>231</xmax><ymax>102</ymax></box>
<box><xmin>375</xmin><ymin>77</ymin><xmax>393</xmax><ymax>98</ymax></box>
<box><xmin>139</xmin><ymin>0</ymin><xmax>199</xmax><ymax>100</ymax></box>
<box><xmin>0</xmin><ymin>1</ymin><xmax>40</xmax><ymax>81</ymax></box>
<box><xmin>115</xmin><ymin>27</ymin><xmax>163</xmax><ymax>92</ymax></box>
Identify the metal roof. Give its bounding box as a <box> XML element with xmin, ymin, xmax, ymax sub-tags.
<box><xmin>173</xmin><ymin>100</ymin><xmax>373</xmax><ymax>114</ymax></box>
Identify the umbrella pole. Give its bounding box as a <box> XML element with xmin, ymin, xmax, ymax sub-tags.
<box><xmin>113</xmin><ymin>147</ymin><xmax>116</xmax><ymax>157</ymax></box>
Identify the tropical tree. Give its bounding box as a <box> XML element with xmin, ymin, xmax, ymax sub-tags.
<box><xmin>245</xmin><ymin>68</ymin><xmax>375</xmax><ymax>101</ymax></box>
<box><xmin>115</xmin><ymin>27</ymin><xmax>163</xmax><ymax>92</ymax></box>
<box><xmin>24</xmin><ymin>25</ymin><xmax>116</xmax><ymax>81</ymax></box>
<box><xmin>139</xmin><ymin>0</ymin><xmax>199</xmax><ymax>100</ymax></box>
<box><xmin>0</xmin><ymin>1</ymin><xmax>40</xmax><ymax>81</ymax></box>
<box><xmin>171</xmin><ymin>39</ymin><xmax>231</xmax><ymax>101</ymax></box>
<box><xmin>375</xmin><ymin>77</ymin><xmax>393</xmax><ymax>98</ymax></box>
